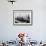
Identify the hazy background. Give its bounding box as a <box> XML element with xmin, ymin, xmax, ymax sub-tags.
<box><xmin>0</xmin><ymin>0</ymin><xmax>46</xmax><ymax>42</ymax></box>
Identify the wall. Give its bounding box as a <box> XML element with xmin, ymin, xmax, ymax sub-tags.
<box><xmin>0</xmin><ymin>0</ymin><xmax>46</xmax><ymax>42</ymax></box>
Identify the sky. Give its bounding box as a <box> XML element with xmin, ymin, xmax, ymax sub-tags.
<box><xmin>0</xmin><ymin>0</ymin><xmax>46</xmax><ymax>42</ymax></box>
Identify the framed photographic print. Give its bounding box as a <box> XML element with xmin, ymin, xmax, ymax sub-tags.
<box><xmin>13</xmin><ymin>10</ymin><xmax>32</xmax><ymax>25</ymax></box>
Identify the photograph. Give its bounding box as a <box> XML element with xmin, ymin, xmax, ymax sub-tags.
<box><xmin>13</xmin><ymin>10</ymin><xmax>32</xmax><ymax>25</ymax></box>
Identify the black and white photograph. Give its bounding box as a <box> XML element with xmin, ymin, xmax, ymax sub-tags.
<box><xmin>13</xmin><ymin>10</ymin><xmax>32</xmax><ymax>25</ymax></box>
